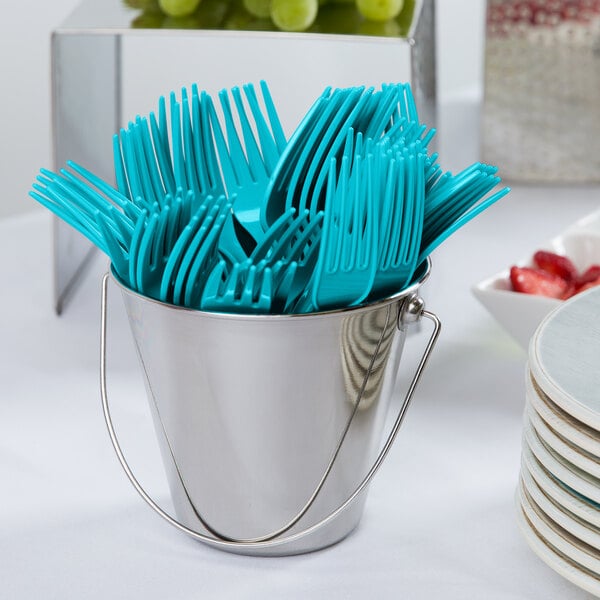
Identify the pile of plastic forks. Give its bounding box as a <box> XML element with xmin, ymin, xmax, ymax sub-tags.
<box><xmin>30</xmin><ymin>80</ymin><xmax>509</xmax><ymax>314</ymax></box>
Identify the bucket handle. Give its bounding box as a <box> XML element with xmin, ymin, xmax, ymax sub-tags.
<box><xmin>100</xmin><ymin>273</ymin><xmax>441</xmax><ymax>551</ymax></box>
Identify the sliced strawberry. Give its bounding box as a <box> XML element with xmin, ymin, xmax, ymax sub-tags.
<box><xmin>574</xmin><ymin>275</ymin><xmax>600</xmax><ymax>295</ymax></box>
<box><xmin>510</xmin><ymin>266</ymin><xmax>571</xmax><ymax>299</ymax></box>
<box><xmin>575</xmin><ymin>264</ymin><xmax>600</xmax><ymax>290</ymax></box>
<box><xmin>533</xmin><ymin>250</ymin><xmax>578</xmax><ymax>283</ymax></box>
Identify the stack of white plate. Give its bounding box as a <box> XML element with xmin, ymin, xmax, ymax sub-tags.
<box><xmin>517</xmin><ymin>286</ymin><xmax>600</xmax><ymax>597</ymax></box>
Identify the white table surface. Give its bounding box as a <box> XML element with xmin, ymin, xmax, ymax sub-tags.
<box><xmin>2</xmin><ymin>109</ymin><xmax>600</xmax><ymax>598</ymax></box>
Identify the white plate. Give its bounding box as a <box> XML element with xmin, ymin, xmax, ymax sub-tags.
<box><xmin>517</xmin><ymin>479</ymin><xmax>600</xmax><ymax>576</ymax></box>
<box><xmin>522</xmin><ymin>443</ymin><xmax>600</xmax><ymax>529</ymax></box>
<box><xmin>526</xmin><ymin>369</ymin><xmax>600</xmax><ymax>459</ymax></box>
<box><xmin>526</xmin><ymin>402</ymin><xmax>600</xmax><ymax>480</ymax></box>
<box><xmin>472</xmin><ymin>208</ymin><xmax>600</xmax><ymax>350</ymax></box>
<box><xmin>515</xmin><ymin>488</ymin><xmax>600</xmax><ymax>598</ymax></box>
<box><xmin>570</xmin><ymin>209</ymin><xmax>600</xmax><ymax>237</ymax></box>
<box><xmin>530</xmin><ymin>285</ymin><xmax>600</xmax><ymax>430</ymax></box>
<box><xmin>521</xmin><ymin>461</ymin><xmax>600</xmax><ymax>551</ymax></box>
<box><xmin>524</xmin><ymin>419</ymin><xmax>600</xmax><ymax>505</ymax></box>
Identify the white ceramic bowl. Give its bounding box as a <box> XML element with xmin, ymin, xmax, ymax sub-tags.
<box><xmin>472</xmin><ymin>209</ymin><xmax>600</xmax><ymax>350</ymax></box>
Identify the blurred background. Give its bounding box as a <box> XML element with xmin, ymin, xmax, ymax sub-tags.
<box><xmin>0</xmin><ymin>0</ymin><xmax>486</xmax><ymax>219</ymax></box>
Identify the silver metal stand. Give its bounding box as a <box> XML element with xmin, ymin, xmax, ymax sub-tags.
<box><xmin>51</xmin><ymin>31</ymin><xmax>121</xmax><ymax>313</ymax></box>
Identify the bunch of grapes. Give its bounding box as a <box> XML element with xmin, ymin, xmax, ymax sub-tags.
<box><xmin>124</xmin><ymin>0</ymin><xmax>416</xmax><ymax>36</ymax></box>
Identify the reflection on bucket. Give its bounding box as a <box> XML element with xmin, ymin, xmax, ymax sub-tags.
<box><xmin>101</xmin><ymin>261</ymin><xmax>440</xmax><ymax>556</ymax></box>
<box><xmin>341</xmin><ymin>304</ymin><xmax>399</xmax><ymax>412</ymax></box>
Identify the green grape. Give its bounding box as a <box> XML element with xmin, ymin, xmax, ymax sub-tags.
<box><xmin>224</xmin><ymin>1</ymin><xmax>254</xmax><ymax>29</ymax></box>
<box><xmin>196</xmin><ymin>0</ymin><xmax>230</xmax><ymax>27</ymax></box>
<box><xmin>131</xmin><ymin>10</ymin><xmax>166</xmax><ymax>27</ymax></box>
<box><xmin>162</xmin><ymin>14</ymin><xmax>202</xmax><ymax>27</ymax></box>
<box><xmin>356</xmin><ymin>0</ymin><xmax>403</xmax><ymax>22</ymax></box>
<box><xmin>159</xmin><ymin>0</ymin><xmax>202</xmax><ymax>17</ymax></box>
<box><xmin>243</xmin><ymin>0</ymin><xmax>271</xmax><ymax>18</ymax></box>
<box><xmin>311</xmin><ymin>3</ymin><xmax>361</xmax><ymax>34</ymax></box>
<box><xmin>395</xmin><ymin>0</ymin><xmax>415</xmax><ymax>37</ymax></box>
<box><xmin>357</xmin><ymin>17</ymin><xmax>400</xmax><ymax>37</ymax></box>
<box><xmin>271</xmin><ymin>0</ymin><xmax>318</xmax><ymax>31</ymax></box>
<box><xmin>224</xmin><ymin>0</ymin><xmax>276</xmax><ymax>31</ymax></box>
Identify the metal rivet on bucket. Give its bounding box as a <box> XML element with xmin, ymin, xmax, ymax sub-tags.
<box><xmin>100</xmin><ymin>260</ymin><xmax>440</xmax><ymax>557</ymax></box>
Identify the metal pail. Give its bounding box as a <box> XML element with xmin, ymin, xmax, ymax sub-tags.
<box><xmin>100</xmin><ymin>261</ymin><xmax>440</xmax><ymax>556</ymax></box>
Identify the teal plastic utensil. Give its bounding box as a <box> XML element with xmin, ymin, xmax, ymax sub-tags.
<box><xmin>422</xmin><ymin>164</ymin><xmax>501</xmax><ymax>250</ymax></box>
<box><xmin>249</xmin><ymin>207</ymin><xmax>298</xmax><ymax>263</ymax></box>
<box><xmin>95</xmin><ymin>208</ymin><xmax>144</xmax><ymax>284</ymax></box>
<box><xmin>159</xmin><ymin>194</ymin><xmax>230</xmax><ymax>304</ymax></box>
<box><xmin>29</xmin><ymin>164</ymin><xmax>138</xmax><ymax>264</ymax></box>
<box><xmin>133</xmin><ymin>208</ymin><xmax>170</xmax><ymax>298</ymax></box>
<box><xmin>239</xmin><ymin>81</ymin><xmax>287</xmax><ymax>172</ymax></box>
<box><xmin>208</xmin><ymin>82</ymin><xmax>287</xmax><ymax>244</ymax></box>
<box><xmin>30</xmin><ymin>181</ymin><xmax>108</xmax><ymax>254</ymax></box>
<box><xmin>172</xmin><ymin>203</ymin><xmax>230</xmax><ymax>307</ymax></box>
<box><xmin>129</xmin><ymin>192</ymin><xmax>188</xmax><ymax>300</ymax></box>
<box><xmin>66</xmin><ymin>160</ymin><xmax>142</xmax><ymax>223</ymax></box>
<box><xmin>200</xmin><ymin>259</ymin><xmax>273</xmax><ymax>314</ymax></box>
<box><xmin>289</xmin><ymin>86</ymin><xmax>368</xmax><ymax>216</ymax></box>
<box><xmin>268</xmin><ymin>259</ymin><xmax>299</xmax><ymax>312</ymax></box>
<box><xmin>115</xmin><ymin>89</ymin><xmax>226</xmax><ymax>208</ymax></box>
<box><xmin>249</xmin><ymin>208</ymin><xmax>324</xmax><ymax>312</ymax></box>
<box><xmin>279</xmin><ymin>213</ymin><xmax>324</xmax><ymax>312</ymax></box>
<box><xmin>29</xmin><ymin>79</ymin><xmax>512</xmax><ymax>318</ymax></box>
<box><xmin>309</xmin><ymin>154</ymin><xmax>378</xmax><ymax>311</ymax></box>
<box><xmin>306</xmin><ymin>83</ymin><xmax>432</xmax><ymax>221</ymax></box>
<box><xmin>261</xmin><ymin>87</ymin><xmax>333</xmax><ymax>229</ymax></box>
<box><xmin>370</xmin><ymin>145</ymin><xmax>425</xmax><ymax>298</ymax></box>
<box><xmin>418</xmin><ymin>186</ymin><xmax>510</xmax><ymax>264</ymax></box>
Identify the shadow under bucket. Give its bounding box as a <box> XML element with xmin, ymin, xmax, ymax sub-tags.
<box><xmin>100</xmin><ymin>260</ymin><xmax>440</xmax><ymax>556</ymax></box>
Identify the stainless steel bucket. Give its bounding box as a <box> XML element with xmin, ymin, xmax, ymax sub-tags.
<box><xmin>100</xmin><ymin>261</ymin><xmax>440</xmax><ymax>556</ymax></box>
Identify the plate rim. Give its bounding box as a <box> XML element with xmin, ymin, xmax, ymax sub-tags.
<box><xmin>515</xmin><ymin>490</ymin><xmax>600</xmax><ymax>598</ymax></box>
<box><xmin>521</xmin><ymin>460</ymin><xmax>600</xmax><ymax>551</ymax></box>
<box><xmin>526</xmin><ymin>401</ymin><xmax>600</xmax><ymax>480</ymax></box>
<box><xmin>529</xmin><ymin>286</ymin><xmax>600</xmax><ymax>431</ymax></box>
<box><xmin>522</xmin><ymin>443</ymin><xmax>600</xmax><ymax>529</ymax></box>
<box><xmin>518</xmin><ymin>479</ymin><xmax>600</xmax><ymax>576</ymax></box>
<box><xmin>524</xmin><ymin>419</ymin><xmax>600</xmax><ymax>505</ymax></box>
<box><xmin>526</xmin><ymin>369</ymin><xmax>600</xmax><ymax>459</ymax></box>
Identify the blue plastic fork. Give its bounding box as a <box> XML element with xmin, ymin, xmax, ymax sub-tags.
<box><xmin>95</xmin><ymin>208</ymin><xmax>145</xmax><ymax>285</ymax></box>
<box><xmin>208</xmin><ymin>82</ymin><xmax>287</xmax><ymax>244</ymax></box>
<box><xmin>130</xmin><ymin>190</ymin><xmax>196</xmax><ymax>300</ymax></box>
<box><xmin>249</xmin><ymin>208</ymin><xmax>324</xmax><ymax>312</ymax></box>
<box><xmin>158</xmin><ymin>193</ymin><xmax>230</xmax><ymax>305</ymax></box>
<box><xmin>304</xmin><ymin>83</ymin><xmax>432</xmax><ymax>221</ymax></box>
<box><xmin>309</xmin><ymin>153</ymin><xmax>378</xmax><ymax>311</ymax></box>
<box><xmin>30</xmin><ymin>165</ymin><xmax>137</xmax><ymax>261</ymax></box>
<box><xmin>261</xmin><ymin>86</ymin><xmax>333</xmax><ymax>229</ymax></box>
<box><xmin>200</xmin><ymin>259</ymin><xmax>273</xmax><ymax>314</ymax></box>
<box><xmin>286</xmin><ymin>86</ymin><xmax>368</xmax><ymax>217</ymax></box>
<box><xmin>418</xmin><ymin>185</ymin><xmax>510</xmax><ymax>264</ymax></box>
<box><xmin>370</xmin><ymin>146</ymin><xmax>423</xmax><ymax>298</ymax></box>
<box><xmin>384</xmin><ymin>149</ymin><xmax>425</xmax><ymax>293</ymax></box>
<box><xmin>114</xmin><ymin>84</ymin><xmax>233</xmax><ymax>218</ymax></box>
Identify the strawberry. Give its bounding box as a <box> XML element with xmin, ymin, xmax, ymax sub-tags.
<box><xmin>510</xmin><ymin>266</ymin><xmax>571</xmax><ymax>299</ymax></box>
<box><xmin>574</xmin><ymin>274</ymin><xmax>600</xmax><ymax>295</ymax></box>
<box><xmin>533</xmin><ymin>250</ymin><xmax>578</xmax><ymax>282</ymax></box>
<box><xmin>575</xmin><ymin>264</ymin><xmax>600</xmax><ymax>290</ymax></box>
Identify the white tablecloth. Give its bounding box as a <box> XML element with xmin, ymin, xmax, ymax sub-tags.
<box><xmin>2</xmin><ymin>122</ymin><xmax>600</xmax><ymax>598</ymax></box>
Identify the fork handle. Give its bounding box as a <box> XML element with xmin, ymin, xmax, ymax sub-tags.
<box><xmin>100</xmin><ymin>272</ymin><xmax>441</xmax><ymax>552</ymax></box>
